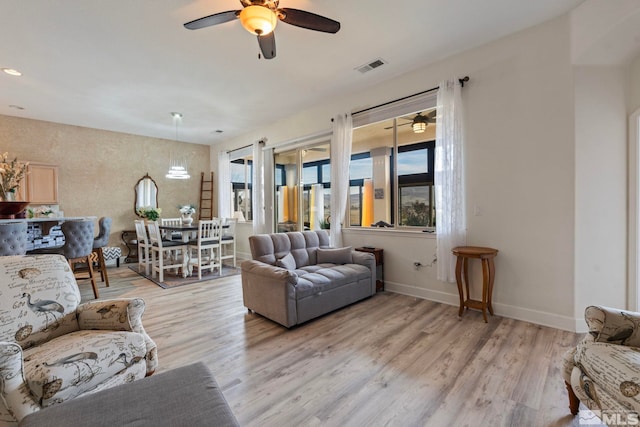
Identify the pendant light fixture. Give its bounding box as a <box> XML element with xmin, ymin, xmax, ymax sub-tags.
<box><xmin>166</xmin><ymin>112</ymin><xmax>191</xmax><ymax>180</ymax></box>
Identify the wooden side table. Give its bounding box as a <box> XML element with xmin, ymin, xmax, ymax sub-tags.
<box><xmin>452</xmin><ymin>246</ymin><xmax>499</xmax><ymax>323</ymax></box>
<box><xmin>355</xmin><ymin>247</ymin><xmax>384</xmax><ymax>291</ymax></box>
<box><xmin>121</xmin><ymin>230</ymin><xmax>138</xmax><ymax>263</ymax></box>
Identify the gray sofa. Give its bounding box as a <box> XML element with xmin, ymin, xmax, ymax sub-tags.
<box><xmin>241</xmin><ymin>230</ymin><xmax>376</xmax><ymax>328</ymax></box>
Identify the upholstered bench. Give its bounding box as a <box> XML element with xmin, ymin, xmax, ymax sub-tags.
<box><xmin>19</xmin><ymin>362</ymin><xmax>239</xmax><ymax>427</ymax></box>
<box><xmin>101</xmin><ymin>246</ymin><xmax>122</xmax><ymax>266</ymax></box>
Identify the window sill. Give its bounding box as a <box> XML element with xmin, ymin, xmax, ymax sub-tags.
<box><xmin>343</xmin><ymin>227</ymin><xmax>436</xmax><ymax>239</ymax></box>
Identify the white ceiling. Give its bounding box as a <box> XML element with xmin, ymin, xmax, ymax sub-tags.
<box><xmin>0</xmin><ymin>0</ymin><xmax>584</xmax><ymax>146</ymax></box>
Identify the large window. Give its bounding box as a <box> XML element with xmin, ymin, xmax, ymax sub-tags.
<box><xmin>301</xmin><ymin>157</ymin><xmax>331</xmax><ymax>230</ymax></box>
<box><xmin>274</xmin><ymin>143</ymin><xmax>330</xmax><ymax>233</ymax></box>
<box><xmin>230</xmin><ymin>157</ymin><xmax>253</xmax><ymax>221</ymax></box>
<box><xmin>349</xmin><ymin>107</ymin><xmax>436</xmax><ymax>229</ymax></box>
<box><xmin>398</xmin><ymin>141</ymin><xmax>435</xmax><ymax>227</ymax></box>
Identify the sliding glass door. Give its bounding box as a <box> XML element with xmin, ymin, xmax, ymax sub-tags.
<box><xmin>274</xmin><ymin>142</ymin><xmax>330</xmax><ymax>233</ymax></box>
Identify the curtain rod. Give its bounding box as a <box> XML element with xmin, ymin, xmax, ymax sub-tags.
<box><xmin>227</xmin><ymin>137</ymin><xmax>267</xmax><ymax>154</ymax></box>
<box><xmin>340</xmin><ymin>76</ymin><xmax>470</xmax><ymax>120</ymax></box>
<box><xmin>227</xmin><ymin>143</ymin><xmax>253</xmax><ymax>155</ymax></box>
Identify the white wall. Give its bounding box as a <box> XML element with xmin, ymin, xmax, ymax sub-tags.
<box><xmin>630</xmin><ymin>56</ymin><xmax>640</xmax><ymax>113</ymax></box>
<box><xmin>573</xmin><ymin>66</ymin><xmax>628</xmax><ymax>321</ymax></box>
<box><xmin>217</xmin><ymin>15</ymin><xmax>579</xmax><ymax>330</ymax></box>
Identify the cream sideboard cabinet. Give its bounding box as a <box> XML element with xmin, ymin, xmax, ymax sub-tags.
<box><xmin>28</xmin><ymin>163</ymin><xmax>59</xmax><ymax>204</ymax></box>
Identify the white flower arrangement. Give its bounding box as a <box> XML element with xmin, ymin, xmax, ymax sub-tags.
<box><xmin>27</xmin><ymin>205</ymin><xmax>54</xmax><ymax>218</ymax></box>
<box><xmin>179</xmin><ymin>204</ymin><xmax>196</xmax><ymax>215</ymax></box>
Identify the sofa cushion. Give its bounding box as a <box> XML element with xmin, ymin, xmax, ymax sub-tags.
<box><xmin>295</xmin><ymin>264</ymin><xmax>371</xmax><ymax>299</ymax></box>
<box><xmin>249</xmin><ymin>234</ymin><xmax>278</xmax><ymax>265</ymax></box>
<box><xmin>575</xmin><ymin>340</ymin><xmax>640</xmax><ymax>411</ymax></box>
<box><xmin>290</xmin><ymin>232</ymin><xmax>312</xmax><ymax>268</ymax></box>
<box><xmin>317</xmin><ymin>247</ymin><xmax>352</xmax><ymax>265</ymax></box>
<box><xmin>23</xmin><ymin>329</ymin><xmax>148</xmax><ymax>407</ymax></box>
<box><xmin>276</xmin><ymin>253</ymin><xmax>296</xmax><ymax>270</ymax></box>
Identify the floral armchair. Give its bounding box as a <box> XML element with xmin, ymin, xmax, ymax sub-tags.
<box><xmin>0</xmin><ymin>255</ymin><xmax>158</xmax><ymax>426</ymax></box>
<box><xmin>563</xmin><ymin>306</ymin><xmax>640</xmax><ymax>422</ymax></box>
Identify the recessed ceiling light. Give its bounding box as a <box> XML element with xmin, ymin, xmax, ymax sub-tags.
<box><xmin>170</xmin><ymin>112</ymin><xmax>182</xmax><ymax>119</ymax></box>
<box><xmin>8</xmin><ymin>105</ymin><xmax>25</xmax><ymax>110</ymax></box>
<box><xmin>2</xmin><ymin>68</ymin><xmax>22</xmax><ymax>76</ymax></box>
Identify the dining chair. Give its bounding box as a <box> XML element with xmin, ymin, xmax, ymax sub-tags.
<box><xmin>160</xmin><ymin>217</ymin><xmax>183</xmax><ymax>241</ymax></box>
<box><xmin>91</xmin><ymin>216</ymin><xmax>112</xmax><ymax>287</ymax></box>
<box><xmin>134</xmin><ymin>219</ymin><xmax>151</xmax><ymax>276</ymax></box>
<box><xmin>60</xmin><ymin>219</ymin><xmax>99</xmax><ymax>298</ymax></box>
<box><xmin>147</xmin><ymin>221</ymin><xmax>187</xmax><ymax>282</ymax></box>
<box><xmin>0</xmin><ymin>221</ymin><xmax>27</xmax><ymax>255</ymax></box>
<box><xmin>220</xmin><ymin>218</ymin><xmax>237</xmax><ymax>268</ymax></box>
<box><xmin>187</xmin><ymin>219</ymin><xmax>222</xmax><ymax>279</ymax></box>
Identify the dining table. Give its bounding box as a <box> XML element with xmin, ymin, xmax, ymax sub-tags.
<box><xmin>158</xmin><ymin>222</ymin><xmax>228</xmax><ymax>277</ymax></box>
<box><xmin>158</xmin><ymin>222</ymin><xmax>199</xmax><ymax>242</ymax></box>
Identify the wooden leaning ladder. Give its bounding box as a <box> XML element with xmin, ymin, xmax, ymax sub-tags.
<box><xmin>199</xmin><ymin>172</ymin><xmax>214</xmax><ymax>220</ymax></box>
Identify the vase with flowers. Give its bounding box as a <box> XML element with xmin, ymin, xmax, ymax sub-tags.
<box><xmin>179</xmin><ymin>204</ymin><xmax>196</xmax><ymax>225</ymax></box>
<box><xmin>0</xmin><ymin>152</ymin><xmax>28</xmax><ymax>202</ymax></box>
<box><xmin>137</xmin><ymin>206</ymin><xmax>162</xmax><ymax>222</ymax></box>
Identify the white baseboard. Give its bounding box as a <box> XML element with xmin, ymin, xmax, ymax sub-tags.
<box><xmin>386</xmin><ymin>281</ymin><xmax>581</xmax><ymax>332</ymax></box>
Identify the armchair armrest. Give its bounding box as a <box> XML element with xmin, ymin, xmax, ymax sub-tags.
<box><xmin>0</xmin><ymin>342</ymin><xmax>40</xmax><ymax>422</ymax></box>
<box><xmin>240</xmin><ymin>260</ymin><xmax>298</xmax><ymax>285</ymax></box>
<box><xmin>352</xmin><ymin>250</ymin><xmax>374</xmax><ymax>267</ymax></box>
<box><xmin>77</xmin><ymin>298</ymin><xmax>158</xmax><ymax>374</ymax></box>
<box><xmin>351</xmin><ymin>251</ymin><xmax>376</xmax><ymax>295</ymax></box>
<box><xmin>584</xmin><ymin>305</ymin><xmax>640</xmax><ymax>347</ymax></box>
<box><xmin>241</xmin><ymin>260</ymin><xmax>299</xmax><ymax>327</ymax></box>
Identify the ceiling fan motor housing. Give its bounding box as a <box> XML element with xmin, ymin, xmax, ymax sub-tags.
<box><xmin>241</xmin><ymin>0</ymin><xmax>279</xmax><ymax>10</ymax></box>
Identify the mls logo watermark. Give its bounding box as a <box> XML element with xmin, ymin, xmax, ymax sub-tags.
<box><xmin>579</xmin><ymin>409</ymin><xmax>640</xmax><ymax>426</ymax></box>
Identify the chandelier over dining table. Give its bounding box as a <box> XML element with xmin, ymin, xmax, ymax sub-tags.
<box><xmin>166</xmin><ymin>112</ymin><xmax>191</xmax><ymax>180</ymax></box>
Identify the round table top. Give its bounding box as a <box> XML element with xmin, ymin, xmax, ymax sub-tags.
<box><xmin>452</xmin><ymin>246</ymin><xmax>499</xmax><ymax>258</ymax></box>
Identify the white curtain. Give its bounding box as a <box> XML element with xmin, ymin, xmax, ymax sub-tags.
<box><xmin>252</xmin><ymin>140</ymin><xmax>265</xmax><ymax>235</ymax></box>
<box><xmin>435</xmin><ymin>78</ymin><xmax>466</xmax><ymax>282</ymax></box>
<box><xmin>217</xmin><ymin>151</ymin><xmax>231</xmax><ymax>218</ymax></box>
<box><xmin>311</xmin><ymin>183</ymin><xmax>324</xmax><ymax>230</ymax></box>
<box><xmin>330</xmin><ymin>113</ymin><xmax>353</xmax><ymax>247</ymax></box>
<box><xmin>262</xmin><ymin>147</ymin><xmax>274</xmax><ymax>234</ymax></box>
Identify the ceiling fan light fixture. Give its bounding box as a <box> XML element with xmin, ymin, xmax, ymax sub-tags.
<box><xmin>412</xmin><ymin>116</ymin><xmax>428</xmax><ymax>133</ymax></box>
<box><xmin>239</xmin><ymin>5</ymin><xmax>277</xmax><ymax>35</ymax></box>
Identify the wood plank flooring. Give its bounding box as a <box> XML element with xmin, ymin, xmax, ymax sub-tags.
<box><xmin>80</xmin><ymin>265</ymin><xmax>584</xmax><ymax>427</ymax></box>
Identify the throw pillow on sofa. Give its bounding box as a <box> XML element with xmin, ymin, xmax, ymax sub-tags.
<box><xmin>317</xmin><ymin>247</ymin><xmax>353</xmax><ymax>264</ymax></box>
<box><xmin>276</xmin><ymin>252</ymin><xmax>296</xmax><ymax>270</ymax></box>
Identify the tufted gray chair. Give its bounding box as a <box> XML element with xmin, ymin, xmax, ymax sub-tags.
<box><xmin>0</xmin><ymin>221</ymin><xmax>27</xmax><ymax>256</ymax></box>
<box><xmin>61</xmin><ymin>219</ymin><xmax>99</xmax><ymax>298</ymax></box>
<box><xmin>91</xmin><ymin>216</ymin><xmax>112</xmax><ymax>287</ymax></box>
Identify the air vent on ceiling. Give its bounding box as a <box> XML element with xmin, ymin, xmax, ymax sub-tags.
<box><xmin>355</xmin><ymin>58</ymin><xmax>387</xmax><ymax>74</ymax></box>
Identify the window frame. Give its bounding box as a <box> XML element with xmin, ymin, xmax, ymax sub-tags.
<box><xmin>230</xmin><ymin>157</ymin><xmax>253</xmax><ymax>221</ymax></box>
<box><xmin>347</xmin><ymin>133</ymin><xmax>435</xmax><ymax>230</ymax></box>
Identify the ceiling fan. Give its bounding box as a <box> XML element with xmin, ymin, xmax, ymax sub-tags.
<box><xmin>184</xmin><ymin>0</ymin><xmax>341</xmax><ymax>59</ymax></box>
<box><xmin>385</xmin><ymin>110</ymin><xmax>437</xmax><ymax>133</ymax></box>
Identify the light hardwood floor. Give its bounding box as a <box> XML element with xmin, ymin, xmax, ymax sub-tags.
<box><xmin>81</xmin><ymin>265</ymin><xmax>584</xmax><ymax>427</ymax></box>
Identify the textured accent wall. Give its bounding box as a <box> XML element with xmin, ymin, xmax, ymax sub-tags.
<box><xmin>0</xmin><ymin>114</ymin><xmax>210</xmax><ymax>250</ymax></box>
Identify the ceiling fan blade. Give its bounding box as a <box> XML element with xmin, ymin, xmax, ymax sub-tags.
<box><xmin>184</xmin><ymin>10</ymin><xmax>239</xmax><ymax>30</ymax></box>
<box><xmin>384</xmin><ymin>123</ymin><xmax>411</xmax><ymax>130</ymax></box>
<box><xmin>278</xmin><ymin>8</ymin><xmax>340</xmax><ymax>33</ymax></box>
<box><xmin>258</xmin><ymin>33</ymin><xmax>276</xmax><ymax>59</ymax></box>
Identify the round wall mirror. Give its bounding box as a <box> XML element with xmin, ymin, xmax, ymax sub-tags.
<box><xmin>134</xmin><ymin>173</ymin><xmax>158</xmax><ymax>216</ymax></box>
